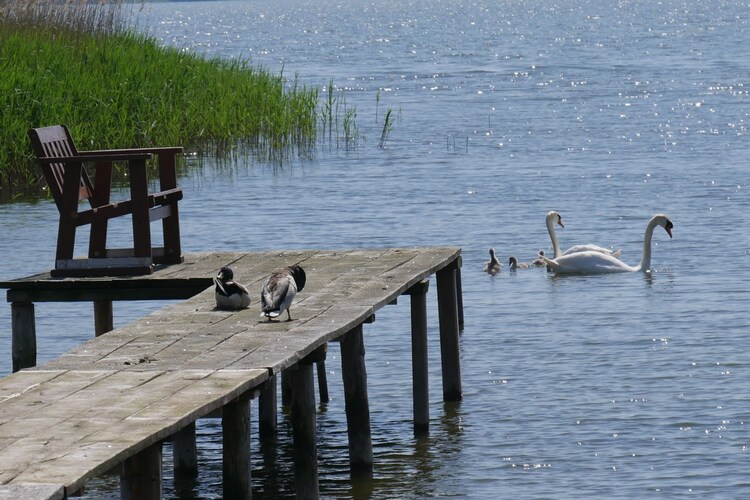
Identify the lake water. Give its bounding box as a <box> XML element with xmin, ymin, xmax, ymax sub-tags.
<box><xmin>2</xmin><ymin>0</ymin><xmax>749</xmax><ymax>497</ymax></box>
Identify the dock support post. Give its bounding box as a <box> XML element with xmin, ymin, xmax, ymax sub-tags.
<box><xmin>407</xmin><ymin>280</ymin><xmax>430</xmax><ymax>434</ymax></box>
<box><xmin>290</xmin><ymin>358</ymin><xmax>319</xmax><ymax>499</ymax></box>
<box><xmin>173</xmin><ymin>422</ymin><xmax>198</xmax><ymax>480</ymax></box>
<box><xmin>120</xmin><ymin>441</ymin><xmax>162</xmax><ymax>500</ymax></box>
<box><xmin>93</xmin><ymin>300</ymin><xmax>114</xmax><ymax>336</ymax></box>
<box><xmin>11</xmin><ymin>302</ymin><xmax>36</xmax><ymax>372</ymax></box>
<box><xmin>223</xmin><ymin>392</ymin><xmax>252</xmax><ymax>500</ymax></box>
<box><xmin>281</xmin><ymin>371</ymin><xmax>292</xmax><ymax>407</ymax></box>
<box><xmin>436</xmin><ymin>260</ymin><xmax>463</xmax><ymax>402</ymax></box>
<box><xmin>259</xmin><ymin>375</ymin><xmax>278</xmax><ymax>439</ymax></box>
<box><xmin>316</xmin><ymin>360</ymin><xmax>330</xmax><ymax>404</ymax></box>
<box><xmin>455</xmin><ymin>256</ymin><xmax>465</xmax><ymax>331</ymax></box>
<box><xmin>340</xmin><ymin>324</ymin><xmax>373</xmax><ymax>475</ymax></box>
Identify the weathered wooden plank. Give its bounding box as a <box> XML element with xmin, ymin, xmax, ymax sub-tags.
<box><xmin>2</xmin><ymin>370</ymin><xmax>266</xmax><ymax>492</ymax></box>
<box><xmin>0</xmin><ymin>370</ymin><xmax>114</xmax><ymax>422</ymax></box>
<box><xmin>0</xmin><ymin>484</ymin><xmax>64</xmax><ymax>500</ymax></box>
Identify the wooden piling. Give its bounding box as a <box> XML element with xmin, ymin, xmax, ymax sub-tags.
<box><xmin>11</xmin><ymin>302</ymin><xmax>36</xmax><ymax>372</ymax></box>
<box><xmin>407</xmin><ymin>280</ymin><xmax>430</xmax><ymax>434</ymax></box>
<box><xmin>455</xmin><ymin>257</ymin><xmax>465</xmax><ymax>331</ymax></box>
<box><xmin>93</xmin><ymin>300</ymin><xmax>114</xmax><ymax>336</ymax></box>
<box><xmin>290</xmin><ymin>360</ymin><xmax>319</xmax><ymax>499</ymax></box>
<box><xmin>172</xmin><ymin>422</ymin><xmax>198</xmax><ymax>480</ymax></box>
<box><xmin>281</xmin><ymin>370</ymin><xmax>292</xmax><ymax>407</ymax></box>
<box><xmin>316</xmin><ymin>360</ymin><xmax>330</xmax><ymax>404</ymax></box>
<box><xmin>223</xmin><ymin>393</ymin><xmax>252</xmax><ymax>500</ymax></box>
<box><xmin>340</xmin><ymin>324</ymin><xmax>373</xmax><ymax>475</ymax></box>
<box><xmin>120</xmin><ymin>441</ymin><xmax>162</xmax><ymax>500</ymax></box>
<box><xmin>259</xmin><ymin>375</ymin><xmax>278</xmax><ymax>439</ymax></box>
<box><xmin>436</xmin><ymin>261</ymin><xmax>463</xmax><ymax>401</ymax></box>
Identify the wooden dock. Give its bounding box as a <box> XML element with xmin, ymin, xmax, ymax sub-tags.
<box><xmin>0</xmin><ymin>247</ymin><xmax>463</xmax><ymax>499</ymax></box>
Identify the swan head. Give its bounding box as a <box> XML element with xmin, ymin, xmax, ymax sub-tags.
<box><xmin>654</xmin><ymin>214</ymin><xmax>673</xmax><ymax>238</ymax></box>
<box><xmin>546</xmin><ymin>211</ymin><xmax>564</xmax><ymax>228</ymax></box>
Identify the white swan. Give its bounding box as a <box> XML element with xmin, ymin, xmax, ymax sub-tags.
<box><xmin>483</xmin><ymin>247</ymin><xmax>502</xmax><ymax>275</ymax></box>
<box><xmin>546</xmin><ymin>211</ymin><xmax>622</xmax><ymax>258</ymax></box>
<box><xmin>542</xmin><ymin>214</ymin><xmax>673</xmax><ymax>275</ymax></box>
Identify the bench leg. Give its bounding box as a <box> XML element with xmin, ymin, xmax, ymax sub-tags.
<box><xmin>129</xmin><ymin>159</ymin><xmax>152</xmax><ymax>260</ymax></box>
<box><xmin>12</xmin><ymin>302</ymin><xmax>36</xmax><ymax>372</ymax></box>
<box><xmin>158</xmin><ymin>151</ymin><xmax>182</xmax><ymax>263</ymax></box>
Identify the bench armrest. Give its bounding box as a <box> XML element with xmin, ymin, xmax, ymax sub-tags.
<box><xmin>81</xmin><ymin>147</ymin><xmax>184</xmax><ymax>155</ymax></box>
<box><xmin>36</xmin><ymin>153</ymin><xmax>153</xmax><ymax>164</ymax></box>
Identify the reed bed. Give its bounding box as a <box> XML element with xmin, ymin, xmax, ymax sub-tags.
<box><xmin>0</xmin><ymin>0</ymin><xmax>319</xmax><ymax>196</ymax></box>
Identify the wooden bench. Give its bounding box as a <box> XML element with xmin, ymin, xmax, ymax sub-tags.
<box><xmin>28</xmin><ymin>125</ymin><xmax>184</xmax><ymax>277</ymax></box>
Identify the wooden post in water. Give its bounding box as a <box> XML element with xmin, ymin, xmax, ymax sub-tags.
<box><xmin>11</xmin><ymin>302</ymin><xmax>36</xmax><ymax>372</ymax></box>
<box><xmin>340</xmin><ymin>324</ymin><xmax>373</xmax><ymax>475</ymax></box>
<box><xmin>120</xmin><ymin>441</ymin><xmax>162</xmax><ymax>500</ymax></box>
<box><xmin>316</xmin><ymin>360</ymin><xmax>330</xmax><ymax>404</ymax></box>
<box><xmin>223</xmin><ymin>392</ymin><xmax>252</xmax><ymax>500</ymax></box>
<box><xmin>436</xmin><ymin>260</ymin><xmax>462</xmax><ymax>401</ymax></box>
<box><xmin>290</xmin><ymin>358</ymin><xmax>318</xmax><ymax>499</ymax></box>
<box><xmin>407</xmin><ymin>280</ymin><xmax>430</xmax><ymax>434</ymax></box>
<box><xmin>172</xmin><ymin>422</ymin><xmax>198</xmax><ymax>480</ymax></box>
<box><xmin>281</xmin><ymin>371</ymin><xmax>292</xmax><ymax>407</ymax></box>
<box><xmin>259</xmin><ymin>375</ymin><xmax>278</xmax><ymax>440</ymax></box>
<box><xmin>455</xmin><ymin>256</ymin><xmax>465</xmax><ymax>331</ymax></box>
<box><xmin>93</xmin><ymin>300</ymin><xmax>114</xmax><ymax>336</ymax></box>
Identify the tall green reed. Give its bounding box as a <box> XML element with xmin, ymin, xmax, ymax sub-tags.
<box><xmin>0</xmin><ymin>0</ymin><xmax>320</xmax><ymax>196</ymax></box>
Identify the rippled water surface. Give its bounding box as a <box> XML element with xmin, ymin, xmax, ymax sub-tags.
<box><xmin>2</xmin><ymin>0</ymin><xmax>749</xmax><ymax>498</ymax></box>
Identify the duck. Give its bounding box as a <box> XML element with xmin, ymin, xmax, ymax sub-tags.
<box><xmin>546</xmin><ymin>211</ymin><xmax>621</xmax><ymax>258</ymax></box>
<box><xmin>483</xmin><ymin>248</ymin><xmax>502</xmax><ymax>275</ymax></box>
<box><xmin>508</xmin><ymin>256</ymin><xmax>531</xmax><ymax>270</ymax></box>
<box><xmin>214</xmin><ymin>266</ymin><xmax>251</xmax><ymax>310</ymax></box>
<box><xmin>542</xmin><ymin>214</ymin><xmax>673</xmax><ymax>275</ymax></box>
<box><xmin>532</xmin><ymin>250</ymin><xmax>546</xmax><ymax>267</ymax></box>
<box><xmin>260</xmin><ymin>265</ymin><xmax>307</xmax><ymax>321</ymax></box>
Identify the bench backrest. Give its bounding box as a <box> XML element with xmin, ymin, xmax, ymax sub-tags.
<box><xmin>28</xmin><ymin>125</ymin><xmax>94</xmax><ymax>207</ymax></box>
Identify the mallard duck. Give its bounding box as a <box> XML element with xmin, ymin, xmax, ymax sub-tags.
<box><xmin>483</xmin><ymin>248</ymin><xmax>502</xmax><ymax>275</ymax></box>
<box><xmin>214</xmin><ymin>266</ymin><xmax>251</xmax><ymax>310</ymax></box>
<box><xmin>260</xmin><ymin>265</ymin><xmax>307</xmax><ymax>321</ymax></box>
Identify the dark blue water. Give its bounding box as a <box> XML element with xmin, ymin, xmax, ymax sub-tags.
<box><xmin>2</xmin><ymin>0</ymin><xmax>749</xmax><ymax>497</ymax></box>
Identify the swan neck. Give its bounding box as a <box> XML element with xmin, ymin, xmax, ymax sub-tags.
<box><xmin>547</xmin><ymin>217</ymin><xmax>562</xmax><ymax>258</ymax></box>
<box><xmin>638</xmin><ymin>218</ymin><xmax>659</xmax><ymax>272</ymax></box>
